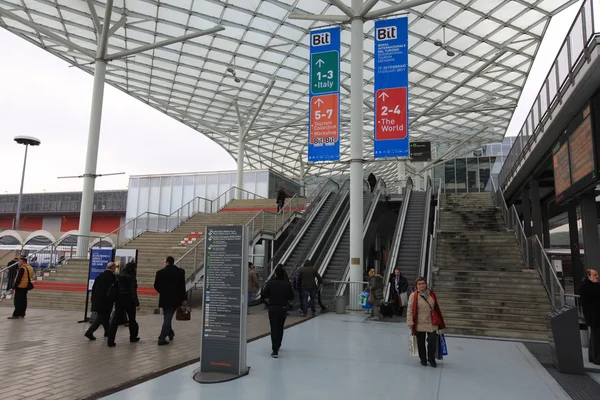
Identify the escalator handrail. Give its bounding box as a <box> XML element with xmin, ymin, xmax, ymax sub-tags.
<box><xmin>383</xmin><ymin>177</ymin><xmax>414</xmax><ymax>302</ymax></box>
<box><xmin>418</xmin><ymin>176</ymin><xmax>434</xmax><ymax>279</ymax></box>
<box><xmin>306</xmin><ymin>188</ymin><xmax>351</xmax><ymax>262</ymax></box>
<box><xmin>320</xmin><ymin>179</ymin><xmax>384</xmax><ymax>298</ymax></box>
<box><xmin>426</xmin><ymin>178</ymin><xmax>443</xmax><ymax>285</ymax></box>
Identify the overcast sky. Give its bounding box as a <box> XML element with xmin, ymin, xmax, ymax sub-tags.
<box><xmin>0</xmin><ymin>2</ymin><xmax>583</xmax><ymax>194</ymax></box>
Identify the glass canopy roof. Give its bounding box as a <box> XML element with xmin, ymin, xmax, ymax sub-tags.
<box><xmin>0</xmin><ymin>0</ymin><xmax>577</xmax><ymax>184</ymax></box>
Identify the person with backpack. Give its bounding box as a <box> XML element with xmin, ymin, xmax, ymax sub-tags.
<box><xmin>248</xmin><ymin>262</ymin><xmax>260</xmax><ymax>313</ymax></box>
<box><xmin>276</xmin><ymin>188</ymin><xmax>286</xmax><ymax>213</ymax></box>
<box><xmin>368</xmin><ymin>268</ymin><xmax>384</xmax><ymax>320</ymax></box>
<box><xmin>84</xmin><ymin>262</ymin><xmax>117</xmax><ymax>340</ymax></box>
<box><xmin>7</xmin><ymin>256</ymin><xmax>34</xmax><ymax>320</ymax></box>
<box><xmin>107</xmin><ymin>262</ymin><xmax>140</xmax><ymax>347</ymax></box>
<box><xmin>298</xmin><ymin>260</ymin><xmax>322</xmax><ymax>317</ymax></box>
<box><xmin>262</xmin><ymin>266</ymin><xmax>295</xmax><ymax>358</ymax></box>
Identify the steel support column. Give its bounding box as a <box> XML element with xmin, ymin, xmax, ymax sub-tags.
<box><xmin>542</xmin><ymin>202</ymin><xmax>550</xmax><ymax>248</ymax></box>
<box><xmin>349</xmin><ymin>0</ymin><xmax>364</xmax><ymax>288</ymax></box>
<box><xmin>397</xmin><ymin>160</ymin><xmax>406</xmax><ymax>194</ymax></box>
<box><xmin>568</xmin><ymin>202</ymin><xmax>584</xmax><ymax>294</ymax></box>
<box><xmin>14</xmin><ymin>144</ymin><xmax>29</xmax><ymax>231</ymax></box>
<box><xmin>236</xmin><ymin>132</ymin><xmax>245</xmax><ymax>199</ymax></box>
<box><xmin>530</xmin><ymin>179</ymin><xmax>543</xmax><ymax>242</ymax></box>
<box><xmin>581</xmin><ymin>192</ymin><xmax>600</xmax><ymax>276</ymax></box>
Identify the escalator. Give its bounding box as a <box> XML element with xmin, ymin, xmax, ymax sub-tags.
<box><xmin>318</xmin><ymin>189</ymin><xmax>380</xmax><ymax>307</ymax></box>
<box><xmin>383</xmin><ymin>179</ymin><xmax>432</xmax><ymax>302</ymax></box>
<box><xmin>393</xmin><ymin>191</ymin><xmax>428</xmax><ymax>287</ymax></box>
<box><xmin>279</xmin><ymin>191</ymin><xmax>338</xmax><ymax>276</ymax></box>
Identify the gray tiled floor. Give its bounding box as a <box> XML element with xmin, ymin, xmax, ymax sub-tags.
<box><xmin>105</xmin><ymin>313</ymin><xmax>570</xmax><ymax>400</ymax></box>
<box><xmin>0</xmin><ymin>306</ymin><xmax>303</xmax><ymax>400</ymax></box>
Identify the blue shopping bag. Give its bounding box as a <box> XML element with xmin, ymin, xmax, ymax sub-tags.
<box><xmin>440</xmin><ymin>334</ymin><xmax>448</xmax><ymax>356</ymax></box>
<box><xmin>359</xmin><ymin>292</ymin><xmax>372</xmax><ymax>310</ymax></box>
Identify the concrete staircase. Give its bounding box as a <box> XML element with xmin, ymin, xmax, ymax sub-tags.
<box><xmin>433</xmin><ymin>192</ymin><xmax>550</xmax><ymax>342</ymax></box>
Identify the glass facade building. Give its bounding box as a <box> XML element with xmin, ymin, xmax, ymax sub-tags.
<box><xmin>433</xmin><ymin>137</ymin><xmax>516</xmax><ymax>193</ymax></box>
<box><xmin>0</xmin><ymin>191</ymin><xmax>127</xmax><ymax>214</ymax></box>
<box><xmin>126</xmin><ymin>169</ymin><xmax>300</xmax><ymax>221</ymax></box>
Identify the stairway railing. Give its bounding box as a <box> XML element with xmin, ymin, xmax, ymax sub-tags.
<box><xmin>426</xmin><ymin>178</ymin><xmax>443</xmax><ymax>285</ymax></box>
<box><xmin>490</xmin><ymin>179</ymin><xmax>565</xmax><ymax>310</ymax></box>
<box><xmin>418</xmin><ymin>177</ymin><xmax>433</xmax><ymax>281</ymax></box>
<box><xmin>182</xmin><ymin>190</ymin><xmax>318</xmax><ymax>293</ymax></box>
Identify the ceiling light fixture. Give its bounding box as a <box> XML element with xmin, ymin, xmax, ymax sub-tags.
<box><xmin>434</xmin><ymin>27</ymin><xmax>455</xmax><ymax>57</ymax></box>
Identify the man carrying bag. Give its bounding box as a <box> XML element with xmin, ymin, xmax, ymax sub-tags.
<box><xmin>154</xmin><ymin>256</ymin><xmax>187</xmax><ymax>346</ymax></box>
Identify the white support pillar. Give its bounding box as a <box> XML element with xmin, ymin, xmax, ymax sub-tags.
<box><xmin>299</xmin><ymin>157</ymin><xmax>306</xmax><ymax>197</ymax></box>
<box><xmin>77</xmin><ymin>1</ymin><xmax>113</xmax><ymax>256</ymax></box>
<box><xmin>236</xmin><ymin>132</ymin><xmax>245</xmax><ymax>199</ymax></box>
<box><xmin>349</xmin><ymin>0</ymin><xmax>364</xmax><ymax>287</ymax></box>
<box><xmin>397</xmin><ymin>160</ymin><xmax>406</xmax><ymax>194</ymax></box>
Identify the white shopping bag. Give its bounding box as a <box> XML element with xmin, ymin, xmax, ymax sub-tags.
<box><xmin>408</xmin><ymin>334</ymin><xmax>419</xmax><ymax>357</ymax></box>
<box><xmin>400</xmin><ymin>291</ymin><xmax>408</xmax><ymax>307</ymax></box>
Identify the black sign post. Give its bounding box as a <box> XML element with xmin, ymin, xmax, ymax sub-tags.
<box><xmin>410</xmin><ymin>141</ymin><xmax>432</xmax><ymax>162</ymax></box>
<box><xmin>194</xmin><ymin>225</ymin><xmax>249</xmax><ymax>384</ymax></box>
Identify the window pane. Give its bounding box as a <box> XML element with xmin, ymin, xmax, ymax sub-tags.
<box><xmin>479</xmin><ymin>157</ymin><xmax>491</xmax><ymax>191</ymax></box>
<box><xmin>467</xmin><ymin>158</ymin><xmax>479</xmax><ymax>192</ymax></box>
<box><xmin>456</xmin><ymin>159</ymin><xmax>467</xmax><ymax>193</ymax></box>
<box><xmin>444</xmin><ymin>161</ymin><xmax>456</xmax><ymax>193</ymax></box>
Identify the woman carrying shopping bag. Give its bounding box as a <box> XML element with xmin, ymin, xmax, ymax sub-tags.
<box><xmin>406</xmin><ymin>277</ymin><xmax>446</xmax><ymax>368</ymax></box>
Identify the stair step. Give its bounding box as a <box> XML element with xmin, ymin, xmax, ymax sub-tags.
<box><xmin>444</xmin><ymin>317</ymin><xmax>547</xmax><ymax>332</ymax></box>
<box><xmin>444</xmin><ymin>326</ymin><xmax>548</xmax><ymax>341</ymax></box>
<box><xmin>443</xmin><ymin>311</ymin><xmax>546</xmax><ymax>324</ymax></box>
<box><xmin>439</xmin><ymin>297</ymin><xmax>550</xmax><ymax>310</ymax></box>
<box><xmin>434</xmin><ymin>290</ymin><xmax>548</xmax><ymax>302</ymax></box>
<box><xmin>441</xmin><ymin>304</ymin><xmax>550</xmax><ymax>316</ymax></box>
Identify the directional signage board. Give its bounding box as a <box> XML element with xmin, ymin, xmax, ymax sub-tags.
<box><xmin>410</xmin><ymin>141</ymin><xmax>432</xmax><ymax>162</ymax></box>
<box><xmin>308</xmin><ymin>26</ymin><xmax>340</xmax><ymax>162</ymax></box>
<box><xmin>374</xmin><ymin>17</ymin><xmax>409</xmax><ymax>158</ymax></box>
<box><xmin>87</xmin><ymin>248</ymin><xmax>114</xmax><ymax>292</ymax></box>
<box><xmin>198</xmin><ymin>226</ymin><xmax>249</xmax><ymax>381</ymax></box>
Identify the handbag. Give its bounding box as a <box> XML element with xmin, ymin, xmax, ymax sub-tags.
<box><xmin>25</xmin><ymin>268</ymin><xmax>34</xmax><ymax>291</ymax></box>
<box><xmin>176</xmin><ymin>306</ymin><xmax>191</xmax><ymax>321</ymax></box>
<box><xmin>420</xmin><ymin>294</ymin><xmax>443</xmax><ymax>326</ymax></box>
<box><xmin>399</xmin><ymin>291</ymin><xmax>408</xmax><ymax>307</ymax></box>
<box><xmin>408</xmin><ymin>334</ymin><xmax>418</xmax><ymax>357</ymax></box>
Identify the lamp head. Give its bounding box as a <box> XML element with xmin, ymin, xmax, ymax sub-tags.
<box><xmin>14</xmin><ymin>136</ymin><xmax>41</xmax><ymax>146</ymax></box>
<box><xmin>434</xmin><ymin>40</ymin><xmax>442</xmax><ymax>47</ymax></box>
<box><xmin>226</xmin><ymin>66</ymin><xmax>235</xmax><ymax>74</ymax></box>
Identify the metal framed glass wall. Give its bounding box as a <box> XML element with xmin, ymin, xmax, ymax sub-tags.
<box><xmin>0</xmin><ymin>191</ymin><xmax>127</xmax><ymax>214</ymax></box>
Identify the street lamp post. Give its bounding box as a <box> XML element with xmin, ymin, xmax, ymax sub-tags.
<box><xmin>14</xmin><ymin>136</ymin><xmax>41</xmax><ymax>230</ymax></box>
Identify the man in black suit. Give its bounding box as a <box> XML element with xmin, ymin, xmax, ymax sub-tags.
<box><xmin>85</xmin><ymin>262</ymin><xmax>117</xmax><ymax>340</ymax></box>
<box><xmin>263</xmin><ymin>266</ymin><xmax>295</xmax><ymax>358</ymax></box>
<box><xmin>154</xmin><ymin>256</ymin><xmax>187</xmax><ymax>346</ymax></box>
<box><xmin>581</xmin><ymin>269</ymin><xmax>600</xmax><ymax>364</ymax></box>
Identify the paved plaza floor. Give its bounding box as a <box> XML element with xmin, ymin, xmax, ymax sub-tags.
<box><xmin>0</xmin><ymin>305</ymin><xmax>302</xmax><ymax>400</ymax></box>
<box><xmin>106</xmin><ymin>313</ymin><xmax>570</xmax><ymax>400</ymax></box>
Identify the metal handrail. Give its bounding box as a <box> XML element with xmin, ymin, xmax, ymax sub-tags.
<box><xmin>333</xmin><ymin>179</ymin><xmax>386</xmax><ymax>284</ymax></box>
<box><xmin>427</xmin><ymin>178</ymin><xmax>443</xmax><ymax>284</ymax></box>
<box><xmin>384</xmin><ymin>177</ymin><xmax>414</xmax><ymax>301</ymax></box>
<box><xmin>499</xmin><ymin>0</ymin><xmax>598</xmax><ymax>190</ymax></box>
<box><xmin>418</xmin><ymin>176</ymin><xmax>433</xmax><ymax>280</ymax></box>
<box><xmin>183</xmin><ymin>180</ymin><xmax>338</xmax><ymax>293</ymax></box>
<box><xmin>491</xmin><ymin>178</ymin><xmax>565</xmax><ymax>310</ymax></box>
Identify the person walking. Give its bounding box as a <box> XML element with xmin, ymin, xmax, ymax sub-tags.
<box><xmin>248</xmin><ymin>262</ymin><xmax>260</xmax><ymax>313</ymax></box>
<box><xmin>7</xmin><ymin>256</ymin><xmax>34</xmax><ymax>320</ymax></box>
<box><xmin>368</xmin><ymin>268</ymin><xmax>384</xmax><ymax>319</ymax></box>
<box><xmin>263</xmin><ymin>266</ymin><xmax>295</xmax><ymax>358</ymax></box>
<box><xmin>5</xmin><ymin>257</ymin><xmax>18</xmax><ymax>292</ymax></box>
<box><xmin>407</xmin><ymin>277</ymin><xmax>446</xmax><ymax>368</ymax></box>
<box><xmin>276</xmin><ymin>188</ymin><xmax>286</xmax><ymax>213</ymax></box>
<box><xmin>389</xmin><ymin>267</ymin><xmax>409</xmax><ymax>316</ymax></box>
<box><xmin>107</xmin><ymin>262</ymin><xmax>140</xmax><ymax>347</ymax></box>
<box><xmin>298</xmin><ymin>260</ymin><xmax>322</xmax><ymax>317</ymax></box>
<box><xmin>84</xmin><ymin>262</ymin><xmax>117</xmax><ymax>340</ymax></box>
<box><xmin>580</xmin><ymin>269</ymin><xmax>600</xmax><ymax>364</ymax></box>
<box><xmin>154</xmin><ymin>256</ymin><xmax>187</xmax><ymax>346</ymax></box>
<box><xmin>367</xmin><ymin>173</ymin><xmax>377</xmax><ymax>193</ymax></box>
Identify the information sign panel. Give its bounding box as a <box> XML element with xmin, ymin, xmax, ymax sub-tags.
<box><xmin>374</xmin><ymin>17</ymin><xmax>409</xmax><ymax>158</ymax></box>
<box><xmin>87</xmin><ymin>248</ymin><xmax>114</xmax><ymax>292</ymax></box>
<box><xmin>410</xmin><ymin>141</ymin><xmax>432</xmax><ymax>162</ymax></box>
<box><xmin>308</xmin><ymin>26</ymin><xmax>340</xmax><ymax>162</ymax></box>
<box><xmin>199</xmin><ymin>226</ymin><xmax>248</xmax><ymax>379</ymax></box>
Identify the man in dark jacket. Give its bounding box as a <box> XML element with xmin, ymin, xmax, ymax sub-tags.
<box><xmin>367</xmin><ymin>173</ymin><xmax>377</xmax><ymax>193</ymax></box>
<box><xmin>298</xmin><ymin>260</ymin><xmax>322</xmax><ymax>317</ymax></box>
<box><xmin>107</xmin><ymin>262</ymin><xmax>140</xmax><ymax>347</ymax></box>
<box><xmin>276</xmin><ymin>188</ymin><xmax>286</xmax><ymax>213</ymax></box>
<box><xmin>85</xmin><ymin>262</ymin><xmax>117</xmax><ymax>340</ymax></box>
<box><xmin>581</xmin><ymin>269</ymin><xmax>600</xmax><ymax>364</ymax></box>
<box><xmin>154</xmin><ymin>256</ymin><xmax>187</xmax><ymax>346</ymax></box>
<box><xmin>389</xmin><ymin>267</ymin><xmax>409</xmax><ymax>316</ymax></box>
<box><xmin>263</xmin><ymin>266</ymin><xmax>295</xmax><ymax>358</ymax></box>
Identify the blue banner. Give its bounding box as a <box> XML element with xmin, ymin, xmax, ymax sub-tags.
<box><xmin>308</xmin><ymin>26</ymin><xmax>340</xmax><ymax>162</ymax></box>
<box><xmin>374</xmin><ymin>17</ymin><xmax>409</xmax><ymax>158</ymax></box>
<box><xmin>88</xmin><ymin>248</ymin><xmax>114</xmax><ymax>292</ymax></box>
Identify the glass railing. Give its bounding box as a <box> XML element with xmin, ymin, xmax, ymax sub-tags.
<box><xmin>499</xmin><ymin>0</ymin><xmax>599</xmax><ymax>190</ymax></box>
